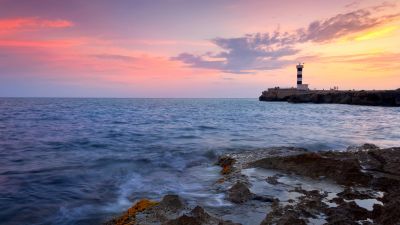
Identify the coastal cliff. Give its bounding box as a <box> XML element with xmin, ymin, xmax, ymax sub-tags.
<box><xmin>259</xmin><ymin>89</ymin><xmax>400</xmax><ymax>106</ymax></box>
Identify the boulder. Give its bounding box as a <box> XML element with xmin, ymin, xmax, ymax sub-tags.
<box><xmin>227</xmin><ymin>182</ymin><xmax>253</xmax><ymax>203</ymax></box>
<box><xmin>216</xmin><ymin>156</ymin><xmax>236</xmax><ymax>175</ymax></box>
<box><xmin>158</xmin><ymin>195</ymin><xmax>184</xmax><ymax>212</ymax></box>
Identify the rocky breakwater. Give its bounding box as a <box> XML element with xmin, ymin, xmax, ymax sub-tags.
<box><xmin>259</xmin><ymin>89</ymin><xmax>400</xmax><ymax>106</ymax></box>
<box><xmin>105</xmin><ymin>144</ymin><xmax>400</xmax><ymax>225</ymax></box>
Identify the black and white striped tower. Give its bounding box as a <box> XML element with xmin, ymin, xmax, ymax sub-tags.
<box><xmin>296</xmin><ymin>63</ymin><xmax>304</xmax><ymax>89</ymax></box>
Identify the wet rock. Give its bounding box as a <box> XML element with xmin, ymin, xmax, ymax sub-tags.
<box><xmin>230</xmin><ymin>146</ymin><xmax>400</xmax><ymax>224</ymax></box>
<box><xmin>248</xmin><ymin>152</ymin><xmax>372</xmax><ymax>186</ymax></box>
<box><xmin>217</xmin><ymin>156</ymin><xmax>235</xmax><ymax>168</ymax></box>
<box><xmin>105</xmin><ymin>199</ymin><xmax>159</xmax><ymax>225</ymax></box>
<box><xmin>260</xmin><ymin>188</ymin><xmax>330</xmax><ymax>225</ymax></box>
<box><xmin>265</xmin><ymin>174</ymin><xmax>282</xmax><ymax>185</ymax></box>
<box><xmin>249</xmin><ymin>146</ymin><xmax>400</xmax><ymax>224</ymax></box>
<box><xmin>358</xmin><ymin>143</ymin><xmax>380</xmax><ymax>151</ymax></box>
<box><xmin>108</xmin><ymin>145</ymin><xmax>400</xmax><ymax>225</ymax></box>
<box><xmin>217</xmin><ymin>156</ymin><xmax>236</xmax><ymax>175</ymax></box>
<box><xmin>266</xmin><ymin>211</ymin><xmax>306</xmax><ymax>225</ymax></box>
<box><xmin>107</xmin><ymin>195</ymin><xmax>242</xmax><ymax>225</ymax></box>
<box><xmin>220</xmin><ymin>147</ymin><xmax>308</xmax><ymax>170</ymax></box>
<box><xmin>371</xmin><ymin>175</ymin><xmax>400</xmax><ymax>193</ymax></box>
<box><xmin>337</xmin><ymin>187</ymin><xmax>376</xmax><ymax>200</ymax></box>
<box><xmin>218</xmin><ymin>221</ymin><xmax>241</xmax><ymax>225</ymax></box>
<box><xmin>325</xmin><ymin>201</ymin><xmax>371</xmax><ymax>224</ymax></box>
<box><xmin>252</xmin><ymin>195</ymin><xmax>276</xmax><ymax>203</ymax></box>
<box><xmin>164</xmin><ymin>206</ymin><xmax>210</xmax><ymax>225</ymax></box>
<box><xmin>164</xmin><ymin>215</ymin><xmax>201</xmax><ymax>225</ymax></box>
<box><xmin>158</xmin><ymin>195</ymin><xmax>184</xmax><ymax>212</ymax></box>
<box><xmin>227</xmin><ymin>182</ymin><xmax>253</xmax><ymax>203</ymax></box>
<box><xmin>165</xmin><ymin>206</ymin><xmax>241</xmax><ymax>225</ymax></box>
<box><xmin>330</xmin><ymin>197</ymin><xmax>345</xmax><ymax>205</ymax></box>
<box><xmin>352</xmin><ymin>146</ymin><xmax>400</xmax><ymax>176</ymax></box>
<box><xmin>260</xmin><ymin>202</ymin><xmax>307</xmax><ymax>225</ymax></box>
<box><xmin>190</xmin><ymin>206</ymin><xmax>212</xmax><ymax>221</ymax></box>
<box><xmin>216</xmin><ymin>147</ymin><xmax>307</xmax><ymax>187</ymax></box>
<box><xmin>135</xmin><ymin>195</ymin><xmax>188</xmax><ymax>224</ymax></box>
<box><xmin>366</xmin><ymin>147</ymin><xmax>400</xmax><ymax>175</ymax></box>
<box><xmin>371</xmin><ymin>186</ymin><xmax>400</xmax><ymax>225</ymax></box>
<box><xmin>347</xmin><ymin>143</ymin><xmax>380</xmax><ymax>152</ymax></box>
<box><xmin>261</xmin><ymin>187</ymin><xmax>375</xmax><ymax>225</ymax></box>
<box><xmin>293</xmin><ymin>188</ymin><xmax>328</xmax><ymax>218</ymax></box>
<box><xmin>291</xmin><ymin>187</ymin><xmax>327</xmax><ymax>197</ymax></box>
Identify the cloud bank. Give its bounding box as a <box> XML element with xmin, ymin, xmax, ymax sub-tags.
<box><xmin>173</xmin><ymin>4</ymin><xmax>399</xmax><ymax>74</ymax></box>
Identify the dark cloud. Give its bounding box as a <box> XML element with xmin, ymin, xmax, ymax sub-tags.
<box><xmin>172</xmin><ymin>53</ymin><xmax>225</xmax><ymax>70</ymax></box>
<box><xmin>173</xmin><ymin>3</ymin><xmax>399</xmax><ymax>74</ymax></box>
<box><xmin>172</xmin><ymin>33</ymin><xmax>298</xmax><ymax>74</ymax></box>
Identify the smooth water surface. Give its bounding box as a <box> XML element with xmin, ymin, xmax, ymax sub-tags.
<box><xmin>1</xmin><ymin>98</ymin><xmax>399</xmax><ymax>225</ymax></box>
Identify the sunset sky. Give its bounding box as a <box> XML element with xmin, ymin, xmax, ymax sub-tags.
<box><xmin>0</xmin><ymin>0</ymin><xmax>399</xmax><ymax>97</ymax></box>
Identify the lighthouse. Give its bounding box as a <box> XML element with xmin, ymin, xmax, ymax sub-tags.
<box><xmin>296</xmin><ymin>63</ymin><xmax>309</xmax><ymax>90</ymax></box>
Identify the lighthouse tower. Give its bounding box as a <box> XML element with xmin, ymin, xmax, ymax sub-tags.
<box><xmin>296</xmin><ymin>63</ymin><xmax>309</xmax><ymax>90</ymax></box>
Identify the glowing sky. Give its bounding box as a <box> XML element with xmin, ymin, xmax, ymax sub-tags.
<box><xmin>0</xmin><ymin>0</ymin><xmax>399</xmax><ymax>97</ymax></box>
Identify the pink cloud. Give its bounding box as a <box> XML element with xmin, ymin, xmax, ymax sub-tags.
<box><xmin>0</xmin><ymin>39</ymin><xmax>83</xmax><ymax>48</ymax></box>
<box><xmin>0</xmin><ymin>17</ymin><xmax>73</xmax><ymax>32</ymax></box>
<box><xmin>0</xmin><ymin>37</ymin><xmax>201</xmax><ymax>84</ymax></box>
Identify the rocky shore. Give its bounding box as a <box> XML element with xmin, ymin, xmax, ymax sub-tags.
<box><xmin>259</xmin><ymin>89</ymin><xmax>400</xmax><ymax>106</ymax></box>
<box><xmin>105</xmin><ymin>144</ymin><xmax>400</xmax><ymax>225</ymax></box>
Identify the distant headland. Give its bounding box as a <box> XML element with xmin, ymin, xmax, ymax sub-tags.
<box><xmin>259</xmin><ymin>64</ymin><xmax>400</xmax><ymax>107</ymax></box>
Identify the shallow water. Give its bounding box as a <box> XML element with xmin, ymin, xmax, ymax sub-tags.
<box><xmin>0</xmin><ymin>98</ymin><xmax>399</xmax><ymax>225</ymax></box>
<box><xmin>241</xmin><ymin>167</ymin><xmax>344</xmax><ymax>225</ymax></box>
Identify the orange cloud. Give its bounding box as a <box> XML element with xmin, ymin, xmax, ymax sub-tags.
<box><xmin>300</xmin><ymin>52</ymin><xmax>400</xmax><ymax>70</ymax></box>
<box><xmin>0</xmin><ymin>17</ymin><xmax>73</xmax><ymax>31</ymax></box>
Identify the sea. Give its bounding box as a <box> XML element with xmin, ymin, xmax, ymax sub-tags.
<box><xmin>0</xmin><ymin>98</ymin><xmax>399</xmax><ymax>225</ymax></box>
